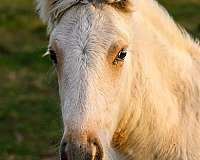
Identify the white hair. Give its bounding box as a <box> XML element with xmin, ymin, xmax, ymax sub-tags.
<box><xmin>36</xmin><ymin>0</ymin><xmax>200</xmax><ymax>159</ymax></box>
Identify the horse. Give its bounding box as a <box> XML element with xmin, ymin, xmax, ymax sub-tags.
<box><xmin>36</xmin><ymin>0</ymin><xmax>200</xmax><ymax>159</ymax></box>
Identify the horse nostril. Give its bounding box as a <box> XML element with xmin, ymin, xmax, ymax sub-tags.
<box><xmin>60</xmin><ymin>135</ymin><xmax>103</xmax><ymax>160</ymax></box>
<box><xmin>60</xmin><ymin>141</ymin><xmax>68</xmax><ymax>160</ymax></box>
<box><xmin>88</xmin><ymin>137</ymin><xmax>104</xmax><ymax>160</ymax></box>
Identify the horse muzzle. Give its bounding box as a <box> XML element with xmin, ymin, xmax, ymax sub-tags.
<box><xmin>60</xmin><ymin>132</ymin><xmax>104</xmax><ymax>160</ymax></box>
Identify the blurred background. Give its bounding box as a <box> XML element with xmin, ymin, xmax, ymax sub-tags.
<box><xmin>0</xmin><ymin>0</ymin><xmax>199</xmax><ymax>160</ymax></box>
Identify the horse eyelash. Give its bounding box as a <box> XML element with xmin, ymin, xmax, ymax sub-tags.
<box><xmin>42</xmin><ymin>50</ymin><xmax>51</xmax><ymax>57</ymax></box>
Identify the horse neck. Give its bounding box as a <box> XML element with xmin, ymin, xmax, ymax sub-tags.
<box><xmin>130</xmin><ymin>0</ymin><xmax>200</xmax><ymax>117</ymax></box>
<box><xmin>112</xmin><ymin>4</ymin><xmax>200</xmax><ymax>157</ymax></box>
<box><xmin>136</xmin><ymin>0</ymin><xmax>200</xmax><ymax>53</ymax></box>
<box><xmin>113</xmin><ymin>0</ymin><xmax>200</xmax><ymax>151</ymax></box>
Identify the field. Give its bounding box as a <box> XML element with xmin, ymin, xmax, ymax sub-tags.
<box><xmin>0</xmin><ymin>0</ymin><xmax>200</xmax><ymax>159</ymax></box>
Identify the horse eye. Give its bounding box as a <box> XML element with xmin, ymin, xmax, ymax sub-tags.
<box><xmin>49</xmin><ymin>49</ymin><xmax>57</xmax><ymax>64</ymax></box>
<box><xmin>113</xmin><ymin>48</ymin><xmax>127</xmax><ymax>65</ymax></box>
<box><xmin>117</xmin><ymin>48</ymin><xmax>127</xmax><ymax>60</ymax></box>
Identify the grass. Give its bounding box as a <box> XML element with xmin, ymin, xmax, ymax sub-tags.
<box><xmin>0</xmin><ymin>1</ymin><xmax>62</xmax><ymax>159</ymax></box>
<box><xmin>158</xmin><ymin>0</ymin><xmax>200</xmax><ymax>38</ymax></box>
<box><xmin>0</xmin><ymin>0</ymin><xmax>200</xmax><ymax>159</ymax></box>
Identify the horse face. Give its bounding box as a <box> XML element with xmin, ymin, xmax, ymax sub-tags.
<box><xmin>48</xmin><ymin>3</ymin><xmax>133</xmax><ymax>160</ymax></box>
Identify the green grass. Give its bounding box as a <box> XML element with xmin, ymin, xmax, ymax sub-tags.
<box><xmin>0</xmin><ymin>1</ymin><xmax>62</xmax><ymax>159</ymax></box>
<box><xmin>0</xmin><ymin>0</ymin><xmax>200</xmax><ymax>159</ymax></box>
<box><xmin>158</xmin><ymin>0</ymin><xmax>200</xmax><ymax>38</ymax></box>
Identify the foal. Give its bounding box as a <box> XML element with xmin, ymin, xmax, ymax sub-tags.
<box><xmin>36</xmin><ymin>0</ymin><xmax>200</xmax><ymax>159</ymax></box>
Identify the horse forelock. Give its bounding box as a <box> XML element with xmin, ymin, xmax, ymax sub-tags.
<box><xmin>36</xmin><ymin>0</ymin><xmax>134</xmax><ymax>32</ymax></box>
<box><xmin>36</xmin><ymin>0</ymin><xmax>83</xmax><ymax>31</ymax></box>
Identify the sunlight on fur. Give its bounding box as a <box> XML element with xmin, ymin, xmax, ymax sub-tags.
<box><xmin>36</xmin><ymin>0</ymin><xmax>200</xmax><ymax>159</ymax></box>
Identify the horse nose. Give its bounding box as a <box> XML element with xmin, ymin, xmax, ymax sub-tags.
<box><xmin>60</xmin><ymin>134</ymin><xmax>103</xmax><ymax>160</ymax></box>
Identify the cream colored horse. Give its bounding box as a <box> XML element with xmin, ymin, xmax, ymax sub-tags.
<box><xmin>36</xmin><ymin>0</ymin><xmax>200</xmax><ymax>159</ymax></box>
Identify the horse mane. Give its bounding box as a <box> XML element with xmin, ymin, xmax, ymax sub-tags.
<box><xmin>135</xmin><ymin>0</ymin><xmax>200</xmax><ymax>60</ymax></box>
